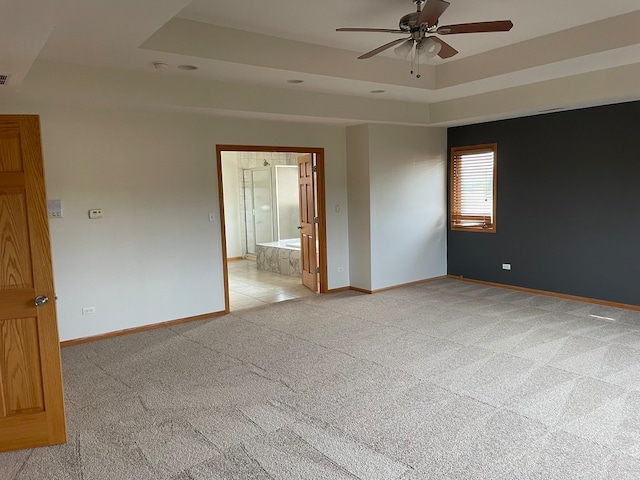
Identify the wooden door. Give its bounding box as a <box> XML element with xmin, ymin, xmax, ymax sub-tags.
<box><xmin>298</xmin><ymin>154</ymin><xmax>318</xmax><ymax>292</ymax></box>
<box><xmin>0</xmin><ymin>115</ymin><xmax>66</xmax><ymax>452</ymax></box>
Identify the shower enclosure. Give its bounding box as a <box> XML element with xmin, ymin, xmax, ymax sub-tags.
<box><xmin>243</xmin><ymin>166</ymin><xmax>299</xmax><ymax>255</ymax></box>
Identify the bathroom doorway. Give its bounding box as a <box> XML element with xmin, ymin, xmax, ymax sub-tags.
<box><xmin>216</xmin><ymin>145</ymin><xmax>327</xmax><ymax>312</ymax></box>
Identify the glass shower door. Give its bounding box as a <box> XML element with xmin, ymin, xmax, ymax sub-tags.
<box><xmin>243</xmin><ymin>168</ymin><xmax>274</xmax><ymax>255</ymax></box>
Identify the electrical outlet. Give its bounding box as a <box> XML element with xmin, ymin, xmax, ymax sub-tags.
<box><xmin>82</xmin><ymin>306</ymin><xmax>96</xmax><ymax>315</ymax></box>
<box><xmin>502</xmin><ymin>263</ymin><xmax>511</xmax><ymax>270</ymax></box>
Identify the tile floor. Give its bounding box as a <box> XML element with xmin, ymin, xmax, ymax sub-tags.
<box><xmin>227</xmin><ymin>259</ymin><xmax>316</xmax><ymax>311</ymax></box>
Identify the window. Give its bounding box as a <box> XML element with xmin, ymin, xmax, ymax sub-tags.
<box><xmin>450</xmin><ymin>143</ymin><xmax>497</xmax><ymax>233</ymax></box>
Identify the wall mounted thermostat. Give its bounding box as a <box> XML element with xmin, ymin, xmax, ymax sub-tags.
<box><xmin>88</xmin><ymin>209</ymin><xmax>103</xmax><ymax>219</ymax></box>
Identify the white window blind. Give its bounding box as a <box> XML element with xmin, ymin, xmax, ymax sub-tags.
<box><xmin>451</xmin><ymin>145</ymin><xmax>496</xmax><ymax>232</ymax></box>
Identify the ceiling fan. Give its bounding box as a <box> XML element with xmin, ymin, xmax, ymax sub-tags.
<box><xmin>337</xmin><ymin>0</ymin><xmax>513</xmax><ymax>72</ymax></box>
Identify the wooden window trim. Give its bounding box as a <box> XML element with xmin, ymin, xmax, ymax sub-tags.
<box><xmin>450</xmin><ymin>143</ymin><xmax>497</xmax><ymax>234</ymax></box>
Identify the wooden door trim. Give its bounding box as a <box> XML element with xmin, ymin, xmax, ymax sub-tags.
<box><xmin>216</xmin><ymin>145</ymin><xmax>328</xmax><ymax>312</ymax></box>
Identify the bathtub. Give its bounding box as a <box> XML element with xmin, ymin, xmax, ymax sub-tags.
<box><xmin>257</xmin><ymin>238</ymin><xmax>300</xmax><ymax>250</ymax></box>
<box><xmin>255</xmin><ymin>238</ymin><xmax>301</xmax><ymax>276</ymax></box>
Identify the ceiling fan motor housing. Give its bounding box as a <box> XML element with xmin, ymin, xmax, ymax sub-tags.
<box><xmin>399</xmin><ymin>11</ymin><xmax>437</xmax><ymax>34</ymax></box>
<box><xmin>399</xmin><ymin>12</ymin><xmax>420</xmax><ymax>31</ymax></box>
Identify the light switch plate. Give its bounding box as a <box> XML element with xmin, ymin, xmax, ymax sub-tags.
<box><xmin>48</xmin><ymin>199</ymin><xmax>63</xmax><ymax>218</ymax></box>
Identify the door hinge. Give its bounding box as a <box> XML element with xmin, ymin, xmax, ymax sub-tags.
<box><xmin>315</xmin><ymin>267</ymin><xmax>320</xmax><ymax>273</ymax></box>
<box><xmin>312</xmin><ymin>165</ymin><xmax>317</xmax><ymax>172</ymax></box>
<box><xmin>313</xmin><ymin>216</ymin><xmax>319</xmax><ymax>224</ymax></box>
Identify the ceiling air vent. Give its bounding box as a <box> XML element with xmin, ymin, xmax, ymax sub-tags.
<box><xmin>0</xmin><ymin>74</ymin><xmax>10</xmax><ymax>85</ymax></box>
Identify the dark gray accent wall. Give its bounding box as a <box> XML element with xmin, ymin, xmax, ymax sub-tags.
<box><xmin>447</xmin><ymin>100</ymin><xmax>640</xmax><ymax>306</ymax></box>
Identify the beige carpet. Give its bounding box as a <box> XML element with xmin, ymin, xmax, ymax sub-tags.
<box><xmin>3</xmin><ymin>278</ymin><xmax>640</xmax><ymax>479</ymax></box>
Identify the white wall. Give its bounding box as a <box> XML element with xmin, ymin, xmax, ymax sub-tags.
<box><xmin>346</xmin><ymin>124</ymin><xmax>447</xmax><ymax>291</ymax></box>
<box><xmin>221</xmin><ymin>152</ymin><xmax>243</xmax><ymax>258</ymax></box>
<box><xmin>346</xmin><ymin>125</ymin><xmax>372</xmax><ymax>291</ymax></box>
<box><xmin>0</xmin><ymin>104</ymin><xmax>350</xmax><ymax>341</ymax></box>
<box><xmin>1</xmin><ymin>101</ymin><xmax>446</xmax><ymax>340</ymax></box>
<box><xmin>368</xmin><ymin>124</ymin><xmax>447</xmax><ymax>290</ymax></box>
<box><xmin>37</xmin><ymin>107</ymin><xmax>223</xmax><ymax>341</ymax></box>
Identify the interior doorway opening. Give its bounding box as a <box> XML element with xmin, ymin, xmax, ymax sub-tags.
<box><xmin>216</xmin><ymin>145</ymin><xmax>327</xmax><ymax>312</ymax></box>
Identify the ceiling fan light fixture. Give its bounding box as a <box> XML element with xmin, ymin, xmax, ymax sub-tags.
<box><xmin>393</xmin><ymin>40</ymin><xmax>413</xmax><ymax>59</ymax></box>
<box><xmin>423</xmin><ymin>37</ymin><xmax>442</xmax><ymax>58</ymax></box>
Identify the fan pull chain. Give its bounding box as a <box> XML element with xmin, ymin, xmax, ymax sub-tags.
<box><xmin>410</xmin><ymin>42</ymin><xmax>415</xmax><ymax>76</ymax></box>
<box><xmin>411</xmin><ymin>44</ymin><xmax>421</xmax><ymax>79</ymax></box>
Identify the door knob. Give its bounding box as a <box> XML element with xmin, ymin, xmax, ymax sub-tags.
<box><xmin>35</xmin><ymin>295</ymin><xmax>49</xmax><ymax>307</ymax></box>
<box><xmin>297</xmin><ymin>225</ymin><xmax>302</xmax><ymax>229</ymax></box>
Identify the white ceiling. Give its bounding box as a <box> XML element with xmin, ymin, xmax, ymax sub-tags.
<box><xmin>2</xmin><ymin>0</ymin><xmax>640</xmax><ymax>126</ymax></box>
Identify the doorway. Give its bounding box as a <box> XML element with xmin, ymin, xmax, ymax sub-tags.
<box><xmin>216</xmin><ymin>145</ymin><xmax>327</xmax><ymax>312</ymax></box>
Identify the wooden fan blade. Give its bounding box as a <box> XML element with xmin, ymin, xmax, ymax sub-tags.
<box><xmin>418</xmin><ymin>0</ymin><xmax>450</xmax><ymax>27</ymax></box>
<box><xmin>358</xmin><ymin>37</ymin><xmax>408</xmax><ymax>59</ymax></box>
<box><xmin>431</xmin><ymin>37</ymin><xmax>458</xmax><ymax>59</ymax></box>
<box><xmin>437</xmin><ymin>20</ymin><xmax>513</xmax><ymax>34</ymax></box>
<box><xmin>337</xmin><ymin>28</ymin><xmax>405</xmax><ymax>33</ymax></box>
